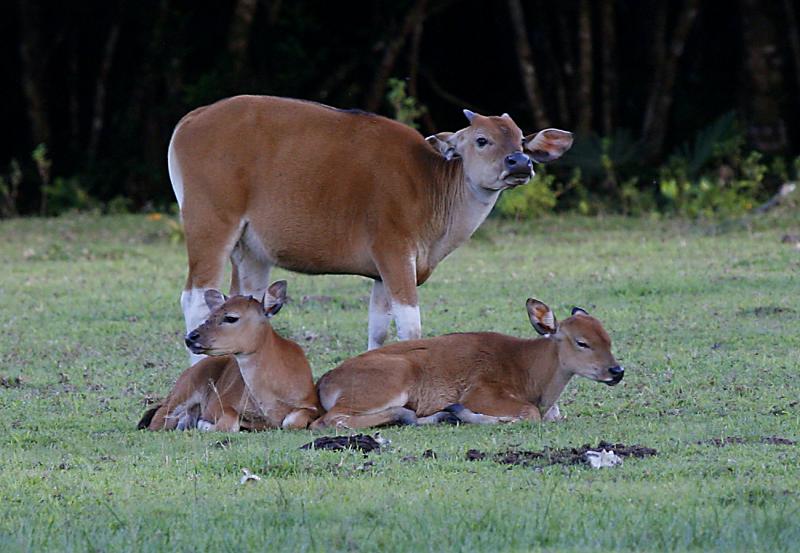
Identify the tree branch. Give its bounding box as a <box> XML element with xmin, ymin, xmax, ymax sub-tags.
<box><xmin>506</xmin><ymin>0</ymin><xmax>549</xmax><ymax>128</ymax></box>
<box><xmin>364</xmin><ymin>0</ymin><xmax>428</xmax><ymax>113</ymax></box>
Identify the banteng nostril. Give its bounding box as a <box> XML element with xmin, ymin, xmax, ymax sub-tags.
<box><xmin>609</xmin><ymin>366</ymin><xmax>624</xmax><ymax>376</ymax></box>
<box><xmin>505</xmin><ymin>152</ymin><xmax>531</xmax><ymax>170</ymax></box>
<box><xmin>186</xmin><ymin>330</ymin><xmax>200</xmax><ymax>343</ymax></box>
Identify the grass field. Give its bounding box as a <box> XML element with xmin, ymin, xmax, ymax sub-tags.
<box><xmin>1</xmin><ymin>212</ymin><xmax>799</xmax><ymax>552</ymax></box>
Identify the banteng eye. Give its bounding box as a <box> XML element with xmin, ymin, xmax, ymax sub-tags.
<box><xmin>223</xmin><ymin>315</ymin><xmax>240</xmax><ymax>324</ymax></box>
<box><xmin>576</xmin><ymin>340</ymin><xmax>590</xmax><ymax>349</ymax></box>
<box><xmin>476</xmin><ymin>137</ymin><xmax>488</xmax><ymax>147</ymax></box>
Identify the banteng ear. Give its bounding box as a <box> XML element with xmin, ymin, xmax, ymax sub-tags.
<box><xmin>425</xmin><ymin>132</ymin><xmax>458</xmax><ymax>160</ymax></box>
<box><xmin>262</xmin><ymin>280</ymin><xmax>287</xmax><ymax>318</ymax></box>
<box><xmin>571</xmin><ymin>306</ymin><xmax>589</xmax><ymax>316</ymax></box>
<box><xmin>526</xmin><ymin>298</ymin><xmax>558</xmax><ymax>336</ymax></box>
<box><xmin>523</xmin><ymin>129</ymin><xmax>574</xmax><ymax>163</ymax></box>
<box><xmin>204</xmin><ymin>290</ymin><xmax>227</xmax><ymax>311</ymax></box>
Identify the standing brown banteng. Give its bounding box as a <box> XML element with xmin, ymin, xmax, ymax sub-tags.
<box><xmin>169</xmin><ymin>96</ymin><xmax>573</xmax><ymax>362</ymax></box>
<box><xmin>311</xmin><ymin>299</ymin><xmax>623</xmax><ymax>429</ymax></box>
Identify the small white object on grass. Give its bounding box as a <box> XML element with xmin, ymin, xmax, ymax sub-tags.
<box><xmin>240</xmin><ymin>468</ymin><xmax>262</xmax><ymax>484</ymax></box>
<box><xmin>584</xmin><ymin>449</ymin><xmax>623</xmax><ymax>469</ymax></box>
<box><xmin>373</xmin><ymin>432</ymin><xmax>391</xmax><ymax>448</ymax></box>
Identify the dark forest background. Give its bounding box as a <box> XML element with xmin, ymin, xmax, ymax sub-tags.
<box><xmin>4</xmin><ymin>0</ymin><xmax>800</xmax><ymax>217</ymax></box>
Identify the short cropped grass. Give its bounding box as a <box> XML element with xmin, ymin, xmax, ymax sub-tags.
<box><xmin>1</xmin><ymin>212</ymin><xmax>798</xmax><ymax>552</ymax></box>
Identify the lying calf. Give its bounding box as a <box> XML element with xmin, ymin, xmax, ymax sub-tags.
<box><xmin>139</xmin><ymin>281</ymin><xmax>321</xmax><ymax>431</ymax></box>
<box><xmin>311</xmin><ymin>299</ymin><xmax>623</xmax><ymax>429</ymax></box>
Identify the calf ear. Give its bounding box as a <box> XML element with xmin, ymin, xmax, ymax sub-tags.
<box><xmin>425</xmin><ymin>132</ymin><xmax>458</xmax><ymax>160</ymax></box>
<box><xmin>526</xmin><ymin>298</ymin><xmax>558</xmax><ymax>335</ymax></box>
<box><xmin>523</xmin><ymin>129</ymin><xmax>574</xmax><ymax>163</ymax></box>
<box><xmin>263</xmin><ymin>280</ymin><xmax>287</xmax><ymax>318</ymax></box>
<box><xmin>571</xmin><ymin>307</ymin><xmax>589</xmax><ymax>316</ymax></box>
<box><xmin>204</xmin><ymin>290</ymin><xmax>226</xmax><ymax>311</ymax></box>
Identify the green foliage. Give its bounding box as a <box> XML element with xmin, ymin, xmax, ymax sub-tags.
<box><xmin>106</xmin><ymin>196</ymin><xmax>134</xmax><ymax>215</ymax></box>
<box><xmin>386</xmin><ymin>78</ymin><xmax>426</xmax><ymax>129</ymax></box>
<box><xmin>656</xmin><ymin>113</ymin><xmax>776</xmax><ymax>217</ymax></box>
<box><xmin>550</xmin><ymin>112</ymin><xmax>789</xmax><ymax>218</ymax></box>
<box><xmin>495</xmin><ymin>171</ymin><xmax>557</xmax><ymax>218</ymax></box>
<box><xmin>43</xmin><ymin>176</ymin><xmax>100</xmax><ymax>216</ymax></box>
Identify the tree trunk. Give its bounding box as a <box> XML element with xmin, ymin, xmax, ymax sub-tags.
<box><xmin>88</xmin><ymin>22</ymin><xmax>121</xmax><ymax>165</ymax></box>
<box><xmin>785</xmin><ymin>0</ymin><xmax>800</xmax><ymax>96</ymax></box>
<box><xmin>364</xmin><ymin>0</ymin><xmax>428</xmax><ymax>113</ymax></box>
<box><xmin>741</xmin><ymin>0</ymin><xmax>786</xmax><ymax>153</ymax></box>
<box><xmin>68</xmin><ymin>35</ymin><xmax>80</xmax><ymax>152</ymax></box>
<box><xmin>18</xmin><ymin>0</ymin><xmax>51</xmax><ymax>149</ymax></box>
<box><xmin>267</xmin><ymin>0</ymin><xmax>283</xmax><ymax>25</ymax></box>
<box><xmin>123</xmin><ymin>0</ymin><xmax>170</xmax><ymax>202</ymax></box>
<box><xmin>576</xmin><ymin>0</ymin><xmax>593</xmax><ymax>133</ymax></box>
<box><xmin>407</xmin><ymin>8</ymin><xmax>436</xmax><ymax>134</ymax></box>
<box><xmin>228</xmin><ymin>0</ymin><xmax>259</xmax><ymax>80</ymax></box>
<box><xmin>641</xmin><ymin>0</ymin><xmax>700</xmax><ymax>160</ymax></box>
<box><xmin>600</xmin><ymin>0</ymin><xmax>616</xmax><ymax>135</ymax></box>
<box><xmin>506</xmin><ymin>0</ymin><xmax>549</xmax><ymax>129</ymax></box>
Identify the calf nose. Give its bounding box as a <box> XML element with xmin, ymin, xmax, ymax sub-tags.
<box><xmin>504</xmin><ymin>152</ymin><xmax>532</xmax><ymax>170</ymax></box>
<box><xmin>185</xmin><ymin>330</ymin><xmax>200</xmax><ymax>347</ymax></box>
<box><xmin>609</xmin><ymin>366</ymin><xmax>624</xmax><ymax>376</ymax></box>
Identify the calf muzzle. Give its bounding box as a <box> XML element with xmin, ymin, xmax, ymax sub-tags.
<box><xmin>605</xmin><ymin>365</ymin><xmax>624</xmax><ymax>386</ymax></box>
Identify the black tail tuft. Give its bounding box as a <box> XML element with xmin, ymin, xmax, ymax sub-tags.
<box><xmin>137</xmin><ymin>405</ymin><xmax>160</xmax><ymax>430</ymax></box>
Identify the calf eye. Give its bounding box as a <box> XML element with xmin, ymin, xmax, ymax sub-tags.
<box><xmin>476</xmin><ymin>137</ymin><xmax>488</xmax><ymax>147</ymax></box>
<box><xmin>223</xmin><ymin>315</ymin><xmax>240</xmax><ymax>324</ymax></box>
<box><xmin>576</xmin><ymin>340</ymin><xmax>590</xmax><ymax>349</ymax></box>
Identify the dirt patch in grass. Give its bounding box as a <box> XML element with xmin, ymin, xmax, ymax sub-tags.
<box><xmin>697</xmin><ymin>435</ymin><xmax>796</xmax><ymax>447</ymax></box>
<box><xmin>467</xmin><ymin>441</ymin><xmax>658</xmax><ymax>468</ymax></box>
<box><xmin>738</xmin><ymin>306</ymin><xmax>796</xmax><ymax>317</ymax></box>
<box><xmin>300</xmin><ymin>434</ymin><xmax>385</xmax><ymax>453</ymax></box>
<box><xmin>1</xmin><ymin>375</ymin><xmax>26</xmax><ymax>388</ymax></box>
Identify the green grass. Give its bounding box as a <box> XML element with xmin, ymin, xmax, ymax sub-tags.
<box><xmin>1</xmin><ymin>212</ymin><xmax>799</xmax><ymax>552</ymax></box>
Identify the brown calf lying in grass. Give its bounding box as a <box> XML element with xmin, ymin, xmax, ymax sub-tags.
<box><xmin>311</xmin><ymin>299</ymin><xmax>623</xmax><ymax>429</ymax></box>
<box><xmin>138</xmin><ymin>281</ymin><xmax>320</xmax><ymax>431</ymax></box>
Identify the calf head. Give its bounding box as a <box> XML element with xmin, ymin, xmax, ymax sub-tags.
<box><xmin>426</xmin><ymin>111</ymin><xmax>573</xmax><ymax>192</ymax></box>
<box><xmin>184</xmin><ymin>280</ymin><xmax>287</xmax><ymax>356</ymax></box>
<box><xmin>526</xmin><ymin>299</ymin><xmax>623</xmax><ymax>386</ymax></box>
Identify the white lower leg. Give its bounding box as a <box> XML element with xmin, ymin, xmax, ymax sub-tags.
<box><xmin>393</xmin><ymin>302</ymin><xmax>421</xmax><ymax>341</ymax></box>
<box><xmin>368</xmin><ymin>281</ymin><xmax>392</xmax><ymax>350</ymax></box>
<box><xmin>181</xmin><ymin>287</ymin><xmax>213</xmax><ymax>365</ymax></box>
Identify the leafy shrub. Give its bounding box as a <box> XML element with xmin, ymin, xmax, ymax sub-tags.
<box><xmin>495</xmin><ymin>171</ymin><xmax>557</xmax><ymax>219</ymax></box>
<box><xmin>43</xmin><ymin>176</ymin><xmax>100</xmax><ymax>216</ymax></box>
<box><xmin>387</xmin><ymin>78</ymin><xmax>426</xmax><ymax>129</ymax></box>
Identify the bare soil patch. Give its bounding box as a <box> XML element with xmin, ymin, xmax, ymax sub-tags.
<box><xmin>467</xmin><ymin>441</ymin><xmax>658</xmax><ymax>467</ymax></box>
<box><xmin>697</xmin><ymin>435</ymin><xmax>796</xmax><ymax>447</ymax></box>
<box><xmin>300</xmin><ymin>434</ymin><xmax>384</xmax><ymax>453</ymax></box>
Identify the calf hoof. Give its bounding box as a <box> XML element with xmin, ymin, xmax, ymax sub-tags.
<box><xmin>197</xmin><ymin>419</ymin><xmax>214</xmax><ymax>432</ymax></box>
<box><xmin>396</xmin><ymin>408</ymin><xmax>419</xmax><ymax>426</ymax></box>
<box><xmin>435</xmin><ymin>411</ymin><xmax>461</xmax><ymax>425</ymax></box>
<box><xmin>543</xmin><ymin>404</ymin><xmax>563</xmax><ymax>422</ymax></box>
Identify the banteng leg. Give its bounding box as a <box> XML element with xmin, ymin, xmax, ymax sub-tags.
<box><xmin>229</xmin><ymin>230</ymin><xmax>273</xmax><ymax>299</ymax></box>
<box><xmin>310</xmin><ymin>407</ymin><xmax>418</xmax><ymax>429</ymax></box>
<box><xmin>453</xmin><ymin>387</ymin><xmax>542</xmax><ymax>424</ymax></box>
<box><xmin>373</xmin><ymin>249</ymin><xmax>421</xmax><ymax>343</ymax></box>
<box><xmin>368</xmin><ymin>280</ymin><xmax>392</xmax><ymax>350</ymax></box>
<box><xmin>281</xmin><ymin>408</ymin><xmax>319</xmax><ymax>429</ymax></box>
<box><xmin>180</xmin><ymin>204</ymin><xmax>245</xmax><ymax>364</ymax></box>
